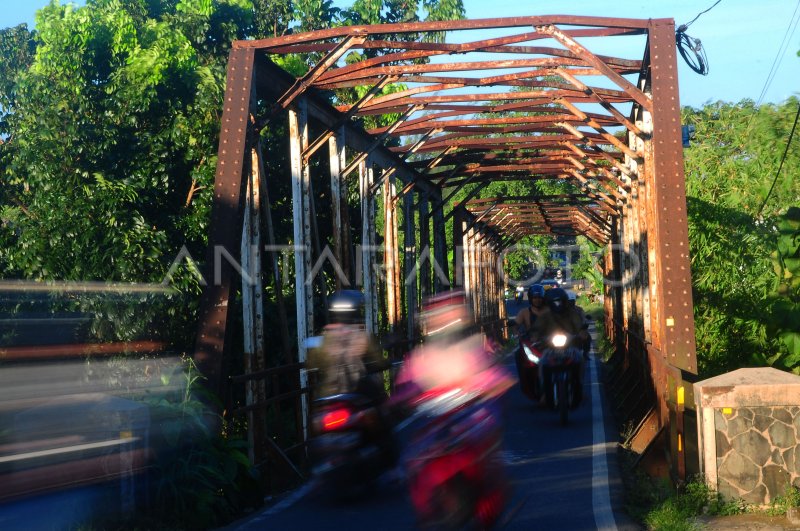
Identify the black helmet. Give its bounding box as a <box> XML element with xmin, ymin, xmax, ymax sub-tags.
<box><xmin>328</xmin><ymin>290</ymin><xmax>365</xmax><ymax>324</ymax></box>
<box><xmin>545</xmin><ymin>287</ymin><xmax>569</xmax><ymax>314</ymax></box>
<box><xmin>528</xmin><ymin>284</ymin><xmax>545</xmax><ymax>302</ymax></box>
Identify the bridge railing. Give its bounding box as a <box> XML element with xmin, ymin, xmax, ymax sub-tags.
<box><xmin>607</xmin><ymin>319</ymin><xmax>699</xmax><ymax>483</ymax></box>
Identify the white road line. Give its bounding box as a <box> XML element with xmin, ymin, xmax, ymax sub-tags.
<box><xmin>0</xmin><ymin>437</ymin><xmax>139</xmax><ymax>463</ymax></box>
<box><xmin>590</xmin><ymin>357</ymin><xmax>618</xmax><ymax>531</ymax></box>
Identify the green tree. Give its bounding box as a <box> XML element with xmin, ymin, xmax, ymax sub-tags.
<box><xmin>1</xmin><ymin>0</ymin><xmax>253</xmax><ymax>284</ymax></box>
<box><xmin>767</xmin><ymin>207</ymin><xmax>800</xmax><ymax>372</ymax></box>
<box><xmin>682</xmin><ymin>98</ymin><xmax>800</xmax><ymax>375</ymax></box>
<box><xmin>252</xmin><ymin>0</ymin><xmax>293</xmax><ymax>37</ymax></box>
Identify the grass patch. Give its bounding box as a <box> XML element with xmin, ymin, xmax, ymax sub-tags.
<box><xmin>642</xmin><ymin>480</ymin><xmax>746</xmax><ymax>530</ymax></box>
<box><xmin>765</xmin><ymin>484</ymin><xmax>800</xmax><ymax>516</ymax></box>
<box><xmin>634</xmin><ymin>478</ymin><xmax>800</xmax><ymax>529</ymax></box>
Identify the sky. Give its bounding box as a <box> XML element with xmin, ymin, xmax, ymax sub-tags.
<box><xmin>1</xmin><ymin>0</ymin><xmax>798</xmax><ymax>109</ymax></box>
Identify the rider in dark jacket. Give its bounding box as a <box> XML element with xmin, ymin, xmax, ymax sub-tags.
<box><xmin>515</xmin><ymin>283</ymin><xmax>547</xmax><ymax>338</ymax></box>
<box><xmin>533</xmin><ymin>287</ymin><xmax>588</xmax><ymax>405</ymax></box>
<box><xmin>306</xmin><ymin>290</ymin><xmax>389</xmax><ymax>402</ymax></box>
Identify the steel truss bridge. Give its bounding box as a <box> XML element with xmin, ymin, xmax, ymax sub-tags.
<box><xmin>192</xmin><ymin>15</ymin><xmax>699</xmax><ymax>486</ymax></box>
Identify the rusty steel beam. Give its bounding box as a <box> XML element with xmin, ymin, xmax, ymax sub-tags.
<box><xmin>465</xmin><ymin>193</ymin><xmax>591</xmax><ymax>204</ymax></box>
<box><xmin>370</xmin><ymin>128</ymin><xmax>439</xmax><ymax>195</ymax></box>
<box><xmin>643</xmin><ymin>19</ymin><xmax>697</xmax><ymax>374</ymax></box>
<box><xmin>555</xmin><ymin>70</ymin><xmax>645</xmax><ymax>137</ymax></box>
<box><xmin>394</xmin><ymin>145</ymin><xmax>456</xmax><ymax>201</ymax></box>
<box><xmin>317</xmin><ymin>57</ymin><xmax>637</xmax><ymax>88</ymax></box>
<box><xmin>375</xmin><ymin>113</ymin><xmax>618</xmax><ymax>136</ymax></box>
<box><xmin>194</xmin><ymin>47</ymin><xmax>255</xmax><ymax>399</ymax></box>
<box><xmin>538</xmin><ymin>24</ymin><xmax>652</xmax><ymax>112</ymax></box>
<box><xmin>556</xmin><ymin>100</ymin><xmax>642</xmax><ymax>158</ymax></box>
<box><xmin>252</xmin><ymin>55</ymin><xmax>439</xmax><ymax>199</ymax></box>
<box><xmin>274</xmin><ymin>35</ymin><xmax>366</xmax><ymax>112</ymax></box>
<box><xmin>302</xmin><ymin>74</ymin><xmax>397</xmax><ymax>162</ymax></box>
<box><xmin>266</xmin><ymin>31</ymin><xmax>645</xmax><ymax>56</ymax></box>
<box><xmin>340</xmin><ymin>104</ymin><xmax>423</xmax><ymax>179</ymax></box>
<box><xmin>351</xmin><ymin>89</ymin><xmax>628</xmax><ymax>115</ymax></box>
<box><xmin>239</xmin><ymin>16</ymin><xmax>650</xmax><ymax>51</ymax></box>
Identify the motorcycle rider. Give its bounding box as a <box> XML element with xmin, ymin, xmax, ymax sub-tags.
<box><xmin>534</xmin><ymin>287</ymin><xmax>589</xmax><ymax>405</ymax></box>
<box><xmin>399</xmin><ymin>291</ymin><xmax>491</xmax><ymax>394</ymax></box>
<box><xmin>306</xmin><ymin>290</ymin><xmax>390</xmax><ymax>403</ymax></box>
<box><xmin>394</xmin><ymin>290</ymin><xmax>513</xmax><ymax>528</ymax></box>
<box><xmin>514</xmin><ymin>283</ymin><xmax>547</xmax><ymax>338</ymax></box>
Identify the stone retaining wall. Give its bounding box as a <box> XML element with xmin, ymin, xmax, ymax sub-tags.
<box><xmin>713</xmin><ymin>406</ymin><xmax>800</xmax><ymax>503</ymax></box>
<box><xmin>694</xmin><ymin>368</ymin><xmax>800</xmax><ymax>506</ymax></box>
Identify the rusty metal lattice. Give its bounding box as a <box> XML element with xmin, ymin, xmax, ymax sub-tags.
<box><xmin>195</xmin><ymin>15</ymin><xmax>698</xmax><ymax>484</ymax></box>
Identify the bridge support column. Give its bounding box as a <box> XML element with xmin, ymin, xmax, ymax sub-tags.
<box><xmin>384</xmin><ymin>174</ymin><xmax>401</xmax><ymax>333</ymax></box>
<box><xmin>289</xmin><ymin>97</ymin><xmax>312</xmax><ymax>440</ymax></box>
<box><xmin>329</xmin><ymin>127</ymin><xmax>348</xmax><ymax>288</ymax></box>
<box><xmin>242</xmin><ymin>146</ymin><xmax>267</xmax><ymax>465</ymax></box>
<box><xmin>403</xmin><ymin>191</ymin><xmax>417</xmax><ymax>342</ymax></box>
<box><xmin>433</xmin><ymin>207</ymin><xmax>449</xmax><ymax>292</ymax></box>
<box><xmin>418</xmin><ymin>196</ymin><xmax>431</xmax><ymax>297</ymax></box>
<box><xmin>359</xmin><ymin>159</ymin><xmax>378</xmax><ymax>335</ymax></box>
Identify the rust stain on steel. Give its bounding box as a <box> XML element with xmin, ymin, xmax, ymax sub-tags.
<box><xmin>194</xmin><ymin>46</ymin><xmax>255</xmax><ymax>398</ymax></box>
<box><xmin>237</xmin><ymin>16</ymin><xmax>650</xmax><ymax>50</ymax></box>
<box><xmin>646</xmin><ymin>19</ymin><xmax>698</xmax><ymax>374</ymax></box>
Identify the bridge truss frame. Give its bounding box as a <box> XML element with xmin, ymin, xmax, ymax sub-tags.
<box><xmin>192</xmin><ymin>16</ymin><xmax>698</xmax><ymax>485</ymax></box>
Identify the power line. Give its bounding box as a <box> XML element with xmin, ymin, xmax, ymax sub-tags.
<box><xmin>755</xmin><ymin>0</ymin><xmax>800</xmax><ymax>106</ymax></box>
<box><xmin>675</xmin><ymin>0</ymin><xmax>723</xmax><ymax>76</ymax></box>
<box><xmin>756</xmin><ymin>100</ymin><xmax>800</xmax><ymax>217</ymax></box>
<box><xmin>679</xmin><ymin>0</ymin><xmax>722</xmax><ymax>31</ymax></box>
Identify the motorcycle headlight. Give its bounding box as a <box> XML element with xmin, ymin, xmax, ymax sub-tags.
<box><xmin>523</xmin><ymin>344</ymin><xmax>539</xmax><ymax>364</ymax></box>
<box><xmin>551</xmin><ymin>333</ymin><xmax>568</xmax><ymax>348</ymax></box>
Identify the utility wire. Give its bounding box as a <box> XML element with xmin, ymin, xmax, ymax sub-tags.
<box><xmin>675</xmin><ymin>0</ymin><xmax>722</xmax><ymax>76</ymax></box>
<box><xmin>755</xmin><ymin>0</ymin><xmax>800</xmax><ymax>106</ymax></box>
<box><xmin>756</xmin><ymin>101</ymin><xmax>800</xmax><ymax>217</ymax></box>
<box><xmin>679</xmin><ymin>0</ymin><xmax>722</xmax><ymax>31</ymax></box>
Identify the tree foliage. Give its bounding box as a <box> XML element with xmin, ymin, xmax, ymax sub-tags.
<box><xmin>682</xmin><ymin>98</ymin><xmax>800</xmax><ymax>375</ymax></box>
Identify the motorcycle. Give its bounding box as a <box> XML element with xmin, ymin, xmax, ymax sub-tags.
<box><xmin>308</xmin><ymin>392</ymin><xmax>397</xmax><ymax>497</ymax></box>
<box><xmin>540</xmin><ymin>332</ymin><xmax>583</xmax><ymax>426</ymax></box>
<box><xmin>404</xmin><ymin>387</ymin><xmax>508</xmax><ymax>530</ymax></box>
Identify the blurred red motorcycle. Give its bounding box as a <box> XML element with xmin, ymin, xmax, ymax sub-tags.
<box><xmin>404</xmin><ymin>386</ymin><xmax>508</xmax><ymax>529</ymax></box>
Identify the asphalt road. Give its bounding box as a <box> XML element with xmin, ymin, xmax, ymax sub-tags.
<box><xmin>230</xmin><ymin>317</ymin><xmax>634</xmax><ymax>531</ymax></box>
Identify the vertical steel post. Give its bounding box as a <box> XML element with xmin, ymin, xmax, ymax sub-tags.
<box><xmin>242</xmin><ymin>150</ymin><xmax>267</xmax><ymax>464</ymax></box>
<box><xmin>360</xmin><ymin>159</ymin><xmax>378</xmax><ymax>334</ymax></box>
<box><xmin>194</xmin><ymin>47</ymin><xmax>254</xmax><ymax>400</ymax></box>
<box><xmin>384</xmin><ymin>174</ymin><xmax>401</xmax><ymax>329</ymax></box>
<box><xmin>433</xmin><ymin>207</ymin><xmax>449</xmax><ymax>292</ymax></box>
<box><xmin>646</xmin><ymin>19</ymin><xmax>697</xmax><ymax>374</ymax></box>
<box><xmin>463</xmin><ymin>228</ymin><xmax>471</xmax><ymax>308</ymax></box>
<box><xmin>403</xmin><ymin>191</ymin><xmax>417</xmax><ymax>342</ymax></box>
<box><xmin>329</xmin><ymin>127</ymin><xmax>346</xmax><ymax>288</ymax></box>
<box><xmin>289</xmin><ymin>98</ymin><xmax>312</xmax><ymax>439</ymax></box>
<box><xmin>452</xmin><ymin>208</ymin><xmax>464</xmax><ymax>288</ymax></box>
<box><xmin>419</xmin><ymin>196</ymin><xmax>431</xmax><ymax>297</ymax></box>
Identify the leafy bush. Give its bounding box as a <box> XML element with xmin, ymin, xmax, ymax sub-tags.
<box><xmin>142</xmin><ymin>358</ymin><xmax>262</xmax><ymax>529</ymax></box>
